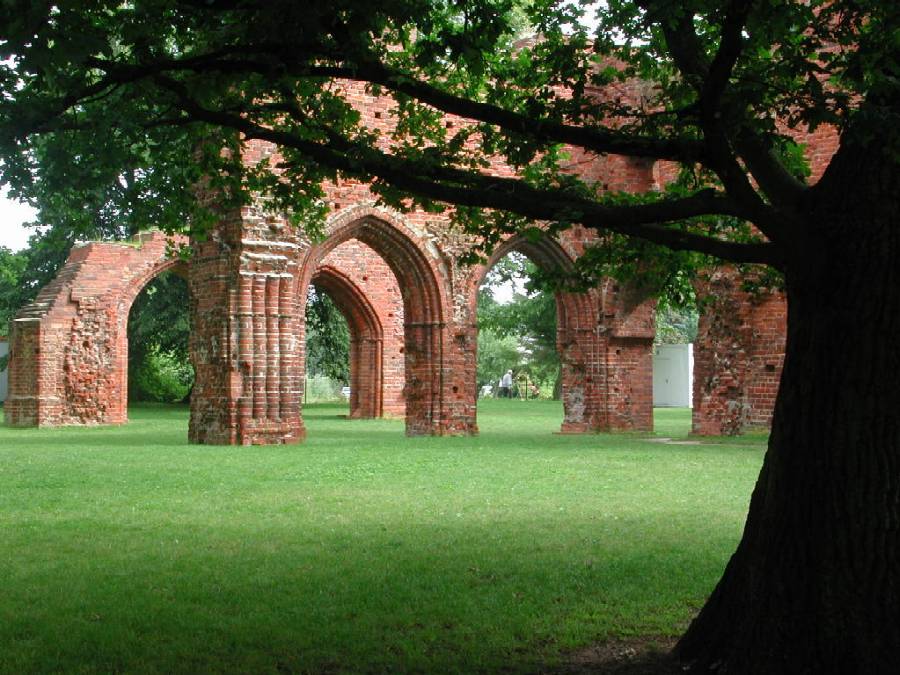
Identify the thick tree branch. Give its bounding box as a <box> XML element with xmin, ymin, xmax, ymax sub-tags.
<box><xmin>311</xmin><ymin>60</ymin><xmax>706</xmax><ymax>163</ymax></box>
<box><xmin>81</xmin><ymin>51</ymin><xmax>707</xmax><ymax>164</ymax></box>
<box><xmin>152</xmin><ymin>75</ymin><xmax>782</xmax><ymax>267</ymax></box>
<box><xmin>733</xmin><ymin>134</ymin><xmax>809</xmax><ymax>204</ymax></box>
<box><xmin>653</xmin><ymin>2</ymin><xmax>789</xmax><ymax>241</ymax></box>
<box><xmin>650</xmin><ymin>1</ymin><xmax>808</xmax><ymax>213</ymax></box>
<box><xmin>701</xmin><ymin>1</ymin><xmax>753</xmax><ymax>111</ymax></box>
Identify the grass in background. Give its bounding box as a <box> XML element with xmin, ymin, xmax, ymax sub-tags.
<box><xmin>0</xmin><ymin>401</ymin><xmax>766</xmax><ymax>673</ymax></box>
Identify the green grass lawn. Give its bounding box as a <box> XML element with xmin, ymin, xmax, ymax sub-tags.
<box><xmin>0</xmin><ymin>401</ymin><xmax>766</xmax><ymax>674</ymax></box>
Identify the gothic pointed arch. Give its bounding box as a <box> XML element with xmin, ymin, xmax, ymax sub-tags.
<box><xmin>297</xmin><ymin>205</ymin><xmax>454</xmax><ymax>435</ymax></box>
<box><xmin>311</xmin><ymin>265</ymin><xmax>384</xmax><ymax>419</ymax></box>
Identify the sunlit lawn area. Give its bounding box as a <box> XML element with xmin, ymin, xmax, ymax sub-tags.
<box><xmin>0</xmin><ymin>400</ymin><xmax>766</xmax><ymax>673</ymax></box>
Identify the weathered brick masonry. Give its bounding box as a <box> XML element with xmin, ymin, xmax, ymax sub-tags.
<box><xmin>5</xmin><ymin>231</ymin><xmax>186</xmax><ymax>427</ymax></box>
<box><xmin>690</xmin><ymin>123</ymin><xmax>839</xmax><ymax>435</ymax></box>
<box><xmin>7</xmin><ymin>81</ymin><xmax>839</xmax><ymax>442</ymax></box>
<box><xmin>6</xmin><ymin>195</ymin><xmax>657</xmax><ymax>441</ymax></box>
<box><xmin>316</xmin><ymin>239</ymin><xmax>406</xmax><ymax>419</ymax></box>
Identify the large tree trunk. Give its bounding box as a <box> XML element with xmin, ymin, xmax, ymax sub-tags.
<box><xmin>676</xmin><ymin>137</ymin><xmax>900</xmax><ymax>673</ymax></box>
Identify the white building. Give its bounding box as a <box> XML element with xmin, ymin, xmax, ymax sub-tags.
<box><xmin>653</xmin><ymin>343</ymin><xmax>693</xmax><ymax>408</ymax></box>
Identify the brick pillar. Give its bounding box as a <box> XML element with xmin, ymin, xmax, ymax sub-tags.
<box><xmin>602</xmin><ymin>281</ymin><xmax>655</xmax><ymax>432</ymax></box>
<box><xmin>189</xmin><ymin>209</ymin><xmax>304</xmax><ymax>445</ymax></box>
<box><xmin>404</xmin><ymin>320</ymin><xmax>446</xmax><ymax>435</ymax></box>
<box><xmin>347</xmin><ymin>334</ymin><xmax>383</xmax><ymax>419</ymax></box>
<box><xmin>692</xmin><ymin>268</ymin><xmax>786</xmax><ymax>435</ymax></box>
<box><xmin>441</xmin><ymin>324</ymin><xmax>479</xmax><ymax>436</ymax></box>
<box><xmin>559</xmin><ymin>320</ymin><xmax>604</xmax><ymax>433</ymax></box>
<box><xmin>558</xmin><ymin>282</ymin><xmax>655</xmax><ymax>434</ymax></box>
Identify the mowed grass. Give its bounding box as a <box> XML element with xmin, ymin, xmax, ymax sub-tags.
<box><xmin>0</xmin><ymin>400</ymin><xmax>766</xmax><ymax>674</ymax></box>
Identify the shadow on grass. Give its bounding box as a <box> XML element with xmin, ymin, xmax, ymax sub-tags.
<box><xmin>0</xmin><ymin>402</ymin><xmax>766</xmax><ymax>673</ymax></box>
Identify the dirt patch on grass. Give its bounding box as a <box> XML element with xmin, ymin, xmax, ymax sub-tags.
<box><xmin>545</xmin><ymin>636</ymin><xmax>680</xmax><ymax>674</ymax></box>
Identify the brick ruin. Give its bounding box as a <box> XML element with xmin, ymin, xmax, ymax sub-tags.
<box><xmin>4</xmin><ymin>78</ymin><xmax>843</xmax><ymax>443</ymax></box>
<box><xmin>4</xmin><ymin>196</ymin><xmax>662</xmax><ymax>443</ymax></box>
<box><xmin>2</xmin><ymin>188</ymin><xmax>775</xmax><ymax>442</ymax></box>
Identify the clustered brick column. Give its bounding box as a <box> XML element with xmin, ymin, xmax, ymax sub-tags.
<box><xmin>189</xmin><ymin>206</ymin><xmax>305</xmax><ymax>445</ymax></box>
<box><xmin>5</xmin><ymin>231</ymin><xmax>185</xmax><ymax>427</ymax></box>
<box><xmin>692</xmin><ymin>268</ymin><xmax>787</xmax><ymax>435</ymax></box>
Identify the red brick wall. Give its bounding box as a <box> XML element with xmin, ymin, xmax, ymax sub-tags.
<box><xmin>6</xmin><ymin>231</ymin><xmax>186</xmax><ymax>427</ymax></box>
<box><xmin>692</xmin><ymin>269</ymin><xmax>787</xmax><ymax>435</ymax></box>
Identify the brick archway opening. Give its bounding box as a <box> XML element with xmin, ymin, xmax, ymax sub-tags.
<box><xmin>300</xmin><ymin>211</ymin><xmax>447</xmax><ymax>436</ymax></box>
<box><xmin>119</xmin><ymin>261</ymin><xmax>190</xmax><ymax>420</ymax></box>
<box><xmin>311</xmin><ymin>265</ymin><xmax>384</xmax><ymax>419</ymax></box>
<box><xmin>472</xmin><ymin>235</ymin><xmax>599</xmax><ymax>434</ymax></box>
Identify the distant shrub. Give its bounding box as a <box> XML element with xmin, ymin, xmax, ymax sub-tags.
<box><xmin>131</xmin><ymin>347</ymin><xmax>194</xmax><ymax>403</ymax></box>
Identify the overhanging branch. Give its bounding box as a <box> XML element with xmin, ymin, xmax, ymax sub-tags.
<box><xmin>152</xmin><ymin>75</ymin><xmax>782</xmax><ymax>268</ymax></box>
<box><xmin>80</xmin><ymin>48</ymin><xmax>707</xmax><ymax>164</ymax></box>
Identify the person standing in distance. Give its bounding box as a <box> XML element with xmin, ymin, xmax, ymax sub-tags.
<box><xmin>500</xmin><ymin>369</ymin><xmax>513</xmax><ymax>398</ymax></box>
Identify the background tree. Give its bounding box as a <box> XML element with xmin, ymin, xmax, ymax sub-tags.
<box><xmin>2</xmin><ymin>1</ymin><xmax>899</xmax><ymax>671</ymax></box>
<box><xmin>127</xmin><ymin>271</ymin><xmax>193</xmax><ymax>402</ymax></box>
<box><xmin>478</xmin><ymin>253</ymin><xmax>559</xmax><ymax>395</ymax></box>
<box><xmin>305</xmin><ymin>288</ymin><xmax>351</xmax><ymax>384</ymax></box>
<box><xmin>655</xmin><ymin>305</ymin><xmax>699</xmax><ymax>345</ymax></box>
<box><xmin>0</xmin><ymin>246</ymin><xmax>27</xmax><ymax>372</ymax></box>
<box><xmin>475</xmin><ymin>325</ymin><xmax>522</xmax><ymax>392</ymax></box>
<box><xmin>0</xmin><ymin>246</ymin><xmax>27</xmax><ymax>330</ymax></box>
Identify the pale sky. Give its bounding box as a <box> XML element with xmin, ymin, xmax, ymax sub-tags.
<box><xmin>0</xmin><ymin>189</ymin><xmax>38</xmax><ymax>252</ymax></box>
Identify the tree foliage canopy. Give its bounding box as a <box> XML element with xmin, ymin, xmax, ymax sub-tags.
<box><xmin>3</xmin><ymin>0</ymin><xmax>896</xmax><ymax>271</ymax></box>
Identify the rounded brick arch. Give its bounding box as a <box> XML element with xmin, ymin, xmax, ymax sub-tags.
<box><xmin>115</xmin><ymin>259</ymin><xmax>191</xmax><ymax>418</ymax></box>
<box><xmin>298</xmin><ymin>205</ymin><xmax>451</xmax><ymax>435</ymax></box>
<box><xmin>311</xmin><ymin>265</ymin><xmax>384</xmax><ymax>419</ymax></box>
<box><xmin>118</xmin><ymin>258</ymin><xmax>189</xmax><ymax>323</ymax></box>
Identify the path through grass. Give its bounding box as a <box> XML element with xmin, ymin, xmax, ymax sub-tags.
<box><xmin>0</xmin><ymin>401</ymin><xmax>766</xmax><ymax>673</ymax></box>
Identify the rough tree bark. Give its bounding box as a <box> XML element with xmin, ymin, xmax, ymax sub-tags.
<box><xmin>676</xmin><ymin>132</ymin><xmax>900</xmax><ymax>673</ymax></box>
